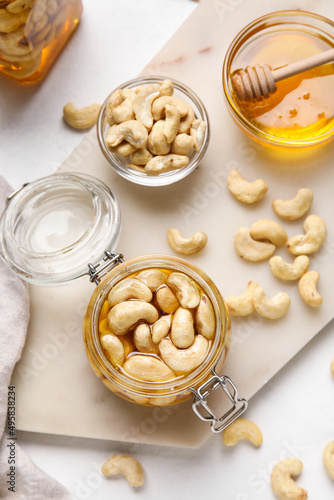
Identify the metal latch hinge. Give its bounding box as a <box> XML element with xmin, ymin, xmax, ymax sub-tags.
<box><xmin>191</xmin><ymin>371</ymin><xmax>248</xmax><ymax>433</ymax></box>
<box><xmin>87</xmin><ymin>251</ymin><xmax>124</xmax><ymax>285</ymax></box>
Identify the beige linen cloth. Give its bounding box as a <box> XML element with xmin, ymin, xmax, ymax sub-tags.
<box><xmin>0</xmin><ymin>177</ymin><xmax>71</xmax><ymax>499</ymax></box>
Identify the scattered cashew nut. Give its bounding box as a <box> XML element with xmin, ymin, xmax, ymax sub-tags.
<box><xmin>234</xmin><ymin>228</ymin><xmax>276</xmax><ymax>262</ymax></box>
<box><xmin>225</xmin><ymin>281</ymin><xmax>259</xmax><ymax>316</ymax></box>
<box><xmin>298</xmin><ymin>270</ymin><xmax>322</xmax><ymax>307</ymax></box>
<box><xmin>273</xmin><ymin>188</ymin><xmax>313</xmax><ymax>220</ymax></box>
<box><xmin>101</xmin><ymin>454</ymin><xmax>144</xmax><ymax>487</ymax></box>
<box><xmin>145</xmin><ymin>154</ymin><xmax>189</xmax><ymax>176</ymax></box>
<box><xmin>250</xmin><ymin>219</ymin><xmax>288</xmax><ymax>246</ymax></box>
<box><xmin>171</xmin><ymin>307</ymin><xmax>195</xmax><ymax>348</ymax></box>
<box><xmin>167</xmin><ymin>272</ymin><xmax>200</xmax><ymax>309</ymax></box>
<box><xmin>227</xmin><ymin>169</ymin><xmax>268</xmax><ymax>204</ymax></box>
<box><xmin>252</xmin><ymin>287</ymin><xmax>291</xmax><ymax>319</ymax></box>
<box><xmin>63</xmin><ymin>103</ymin><xmax>101</xmax><ymax>130</ymax></box>
<box><xmin>222</xmin><ymin>418</ymin><xmax>263</xmax><ymax>447</ymax></box>
<box><xmin>108</xmin><ymin>278</ymin><xmax>152</xmax><ymax>307</ymax></box>
<box><xmin>123</xmin><ymin>354</ymin><xmax>175</xmax><ymax>382</ymax></box>
<box><xmin>108</xmin><ymin>301</ymin><xmax>158</xmax><ymax>335</ymax></box>
<box><xmin>287</xmin><ymin>215</ymin><xmax>327</xmax><ymax>255</ymax></box>
<box><xmin>167</xmin><ymin>228</ymin><xmax>208</xmax><ymax>255</ymax></box>
<box><xmin>159</xmin><ymin>335</ymin><xmax>209</xmax><ymax>374</ymax></box>
<box><xmin>323</xmin><ymin>441</ymin><xmax>334</xmax><ymax>480</ymax></box>
<box><xmin>269</xmin><ymin>255</ymin><xmax>310</xmax><ymax>281</ymax></box>
<box><xmin>271</xmin><ymin>458</ymin><xmax>308</xmax><ymax>500</ymax></box>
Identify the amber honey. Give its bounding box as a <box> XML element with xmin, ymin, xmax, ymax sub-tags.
<box><xmin>0</xmin><ymin>0</ymin><xmax>83</xmax><ymax>84</ymax></box>
<box><xmin>223</xmin><ymin>11</ymin><xmax>334</xmax><ymax>148</ymax></box>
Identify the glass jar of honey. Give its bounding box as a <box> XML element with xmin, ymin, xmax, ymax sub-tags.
<box><xmin>223</xmin><ymin>11</ymin><xmax>334</xmax><ymax>148</ymax></box>
<box><xmin>0</xmin><ymin>0</ymin><xmax>83</xmax><ymax>84</ymax></box>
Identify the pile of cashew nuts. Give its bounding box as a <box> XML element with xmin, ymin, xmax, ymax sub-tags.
<box><xmin>0</xmin><ymin>0</ymin><xmax>77</xmax><ymax>79</ymax></box>
<box><xmin>99</xmin><ymin>268</ymin><xmax>215</xmax><ymax>392</ymax></box>
<box><xmin>103</xmin><ymin>79</ymin><xmax>207</xmax><ymax>176</ymax></box>
<box><xmin>226</xmin><ymin>169</ymin><xmax>327</xmax><ymax>318</ymax></box>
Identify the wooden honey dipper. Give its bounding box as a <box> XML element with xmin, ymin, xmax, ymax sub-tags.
<box><xmin>231</xmin><ymin>48</ymin><xmax>334</xmax><ymax>102</ymax></box>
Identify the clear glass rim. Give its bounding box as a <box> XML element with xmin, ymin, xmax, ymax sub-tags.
<box><xmin>85</xmin><ymin>254</ymin><xmax>228</xmax><ymax>397</ymax></box>
<box><xmin>0</xmin><ymin>173</ymin><xmax>121</xmax><ymax>286</ymax></box>
<box><xmin>222</xmin><ymin>10</ymin><xmax>334</xmax><ymax>148</ymax></box>
<box><xmin>97</xmin><ymin>75</ymin><xmax>210</xmax><ymax>186</ymax></box>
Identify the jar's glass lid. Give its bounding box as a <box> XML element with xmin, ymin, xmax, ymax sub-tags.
<box><xmin>0</xmin><ymin>173</ymin><xmax>121</xmax><ymax>286</ymax></box>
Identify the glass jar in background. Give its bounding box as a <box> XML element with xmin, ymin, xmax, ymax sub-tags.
<box><xmin>0</xmin><ymin>0</ymin><xmax>83</xmax><ymax>84</ymax></box>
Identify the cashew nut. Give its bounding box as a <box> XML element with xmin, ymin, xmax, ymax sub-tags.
<box><xmin>252</xmin><ymin>287</ymin><xmax>291</xmax><ymax>319</ymax></box>
<box><xmin>133</xmin><ymin>86</ymin><xmax>160</xmax><ymax>130</ymax></box>
<box><xmin>250</xmin><ymin>219</ymin><xmax>288</xmax><ymax>246</ymax></box>
<box><xmin>106</xmin><ymin>90</ymin><xmax>124</xmax><ymax>126</ymax></box>
<box><xmin>133</xmin><ymin>323</ymin><xmax>159</xmax><ymax>354</ymax></box>
<box><xmin>190</xmin><ymin>119</ymin><xmax>206</xmax><ymax>152</ymax></box>
<box><xmin>273</xmin><ymin>188</ymin><xmax>313</xmax><ymax>220</ymax></box>
<box><xmin>171</xmin><ymin>133</ymin><xmax>194</xmax><ymax>155</ymax></box>
<box><xmin>123</xmin><ymin>354</ymin><xmax>175</xmax><ymax>382</ymax></box>
<box><xmin>112</xmin><ymin>97</ymin><xmax>135</xmax><ymax>124</ymax></box>
<box><xmin>195</xmin><ymin>294</ymin><xmax>216</xmax><ymax>340</ymax></box>
<box><xmin>101</xmin><ymin>454</ymin><xmax>144</xmax><ymax>488</ymax></box>
<box><xmin>106</xmin><ymin>120</ymin><xmax>148</xmax><ymax>149</ymax></box>
<box><xmin>108</xmin><ymin>301</ymin><xmax>158</xmax><ymax>335</ymax></box>
<box><xmin>323</xmin><ymin>442</ymin><xmax>334</xmax><ymax>480</ymax></box>
<box><xmin>129</xmin><ymin>147</ymin><xmax>153</xmax><ymax>166</ymax></box>
<box><xmin>287</xmin><ymin>215</ymin><xmax>327</xmax><ymax>255</ymax></box>
<box><xmin>270</xmin><ymin>255</ymin><xmax>310</xmax><ymax>281</ymax></box>
<box><xmin>167</xmin><ymin>272</ymin><xmax>200</xmax><ymax>309</ymax></box>
<box><xmin>0</xmin><ymin>8</ymin><xmax>29</xmax><ymax>33</ymax></box>
<box><xmin>126</xmin><ymin>163</ymin><xmax>146</xmax><ymax>173</ymax></box>
<box><xmin>163</xmin><ymin>104</ymin><xmax>181</xmax><ymax>144</ymax></box>
<box><xmin>108</xmin><ymin>278</ymin><xmax>152</xmax><ymax>307</ymax></box>
<box><xmin>145</xmin><ymin>154</ymin><xmax>189</xmax><ymax>176</ymax></box>
<box><xmin>99</xmin><ymin>320</ymin><xmax>134</xmax><ymax>358</ymax></box>
<box><xmin>6</xmin><ymin>0</ymin><xmax>34</xmax><ymax>14</ymax></box>
<box><xmin>63</xmin><ymin>103</ymin><xmax>101</xmax><ymax>130</ymax></box>
<box><xmin>225</xmin><ymin>281</ymin><xmax>259</xmax><ymax>316</ymax></box>
<box><xmin>159</xmin><ymin>79</ymin><xmax>174</xmax><ymax>96</ymax></box>
<box><xmin>171</xmin><ymin>307</ymin><xmax>195</xmax><ymax>348</ymax></box>
<box><xmin>109</xmin><ymin>141</ymin><xmax>138</xmax><ymax>156</ymax></box>
<box><xmin>156</xmin><ymin>286</ymin><xmax>180</xmax><ymax>313</ymax></box>
<box><xmin>101</xmin><ymin>334</ymin><xmax>125</xmax><ymax>367</ymax></box>
<box><xmin>167</xmin><ymin>228</ymin><xmax>208</xmax><ymax>255</ymax></box>
<box><xmin>137</xmin><ymin>269</ymin><xmax>166</xmax><ymax>292</ymax></box>
<box><xmin>152</xmin><ymin>314</ymin><xmax>172</xmax><ymax>344</ymax></box>
<box><xmin>222</xmin><ymin>418</ymin><xmax>263</xmax><ymax>447</ymax></box>
<box><xmin>152</xmin><ymin>96</ymin><xmax>189</xmax><ymax>121</ymax></box>
<box><xmin>234</xmin><ymin>228</ymin><xmax>276</xmax><ymax>262</ymax></box>
<box><xmin>147</xmin><ymin>119</ymin><xmax>170</xmax><ymax>156</ymax></box>
<box><xmin>271</xmin><ymin>458</ymin><xmax>308</xmax><ymax>500</ymax></box>
<box><xmin>179</xmin><ymin>105</ymin><xmax>195</xmax><ymax>134</ymax></box>
<box><xmin>227</xmin><ymin>169</ymin><xmax>268</xmax><ymax>204</ymax></box>
<box><xmin>159</xmin><ymin>335</ymin><xmax>209</xmax><ymax>374</ymax></box>
<box><xmin>298</xmin><ymin>270</ymin><xmax>322</xmax><ymax>307</ymax></box>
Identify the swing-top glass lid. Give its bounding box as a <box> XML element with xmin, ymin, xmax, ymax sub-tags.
<box><xmin>0</xmin><ymin>173</ymin><xmax>121</xmax><ymax>286</ymax></box>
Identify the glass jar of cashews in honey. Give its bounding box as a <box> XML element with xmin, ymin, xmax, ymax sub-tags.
<box><xmin>0</xmin><ymin>0</ymin><xmax>83</xmax><ymax>84</ymax></box>
<box><xmin>222</xmin><ymin>11</ymin><xmax>334</xmax><ymax>148</ymax></box>
<box><xmin>0</xmin><ymin>173</ymin><xmax>247</xmax><ymax>433</ymax></box>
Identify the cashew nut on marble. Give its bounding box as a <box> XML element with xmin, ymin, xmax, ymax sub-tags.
<box><xmin>222</xmin><ymin>418</ymin><xmax>263</xmax><ymax>447</ymax></box>
<box><xmin>252</xmin><ymin>287</ymin><xmax>291</xmax><ymax>319</ymax></box>
<box><xmin>167</xmin><ymin>272</ymin><xmax>200</xmax><ymax>309</ymax></box>
<box><xmin>225</xmin><ymin>281</ymin><xmax>259</xmax><ymax>316</ymax></box>
<box><xmin>159</xmin><ymin>335</ymin><xmax>209</xmax><ymax>374</ymax></box>
<box><xmin>269</xmin><ymin>255</ymin><xmax>310</xmax><ymax>281</ymax></box>
<box><xmin>271</xmin><ymin>458</ymin><xmax>308</xmax><ymax>500</ymax></box>
<box><xmin>273</xmin><ymin>188</ymin><xmax>313</xmax><ymax>220</ymax></box>
<box><xmin>171</xmin><ymin>307</ymin><xmax>195</xmax><ymax>348</ymax></box>
<box><xmin>167</xmin><ymin>228</ymin><xmax>208</xmax><ymax>255</ymax></box>
<box><xmin>195</xmin><ymin>294</ymin><xmax>215</xmax><ymax>340</ymax></box>
<box><xmin>108</xmin><ymin>278</ymin><xmax>152</xmax><ymax>307</ymax></box>
<box><xmin>101</xmin><ymin>454</ymin><xmax>144</xmax><ymax>487</ymax></box>
<box><xmin>298</xmin><ymin>270</ymin><xmax>322</xmax><ymax>307</ymax></box>
<box><xmin>145</xmin><ymin>154</ymin><xmax>189</xmax><ymax>176</ymax></box>
<box><xmin>227</xmin><ymin>169</ymin><xmax>268</xmax><ymax>204</ymax></box>
<box><xmin>63</xmin><ymin>103</ymin><xmax>101</xmax><ymax>130</ymax></box>
<box><xmin>156</xmin><ymin>286</ymin><xmax>180</xmax><ymax>314</ymax></box>
<box><xmin>287</xmin><ymin>215</ymin><xmax>327</xmax><ymax>255</ymax></box>
<box><xmin>123</xmin><ymin>354</ymin><xmax>175</xmax><ymax>382</ymax></box>
<box><xmin>108</xmin><ymin>301</ymin><xmax>158</xmax><ymax>335</ymax></box>
<box><xmin>323</xmin><ymin>441</ymin><xmax>334</xmax><ymax>480</ymax></box>
<box><xmin>234</xmin><ymin>228</ymin><xmax>276</xmax><ymax>262</ymax></box>
<box><xmin>250</xmin><ymin>219</ymin><xmax>287</xmax><ymax>246</ymax></box>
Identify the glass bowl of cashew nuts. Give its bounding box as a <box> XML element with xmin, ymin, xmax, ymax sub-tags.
<box><xmin>97</xmin><ymin>76</ymin><xmax>210</xmax><ymax>186</ymax></box>
<box><xmin>83</xmin><ymin>254</ymin><xmax>232</xmax><ymax>409</ymax></box>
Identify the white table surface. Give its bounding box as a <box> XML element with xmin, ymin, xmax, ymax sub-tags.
<box><xmin>1</xmin><ymin>1</ymin><xmax>334</xmax><ymax>498</ymax></box>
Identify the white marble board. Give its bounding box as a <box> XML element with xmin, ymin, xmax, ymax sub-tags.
<box><xmin>12</xmin><ymin>0</ymin><xmax>334</xmax><ymax>448</ymax></box>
